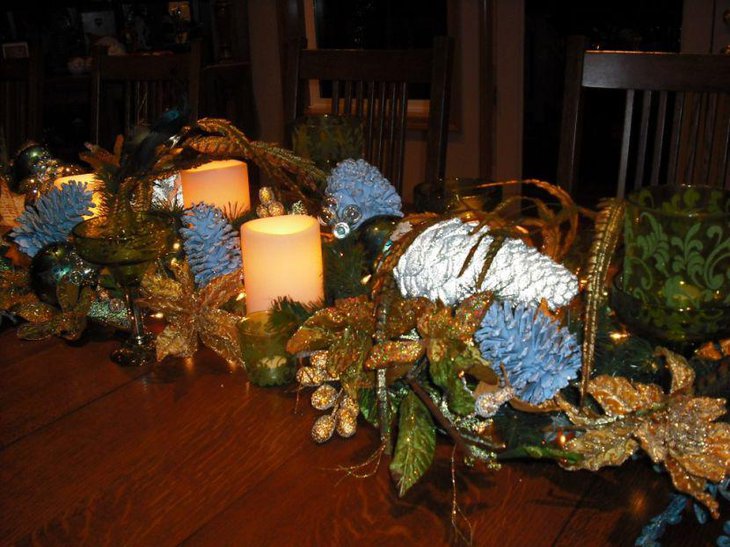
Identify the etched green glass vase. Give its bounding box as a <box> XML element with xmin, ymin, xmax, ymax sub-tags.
<box><xmin>615</xmin><ymin>185</ymin><xmax>730</xmax><ymax>349</ymax></box>
<box><xmin>72</xmin><ymin>212</ymin><xmax>174</xmax><ymax>366</ymax></box>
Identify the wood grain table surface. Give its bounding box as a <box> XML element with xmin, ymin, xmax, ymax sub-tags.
<box><xmin>0</xmin><ymin>327</ymin><xmax>725</xmax><ymax>546</ymax></box>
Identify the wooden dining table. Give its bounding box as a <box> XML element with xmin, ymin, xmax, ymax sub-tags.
<box><xmin>0</xmin><ymin>325</ymin><xmax>725</xmax><ymax>546</ymax></box>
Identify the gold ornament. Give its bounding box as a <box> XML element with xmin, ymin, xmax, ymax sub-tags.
<box><xmin>258</xmin><ymin>186</ymin><xmax>275</xmax><ymax>203</ymax></box>
<box><xmin>140</xmin><ymin>260</ymin><xmax>245</xmax><ymax>365</ymax></box>
<box><xmin>561</xmin><ymin>348</ymin><xmax>730</xmax><ymax>518</ymax></box>
<box><xmin>296</xmin><ymin>365</ymin><xmax>325</xmax><ymax>387</ymax></box>
<box><xmin>336</xmin><ymin>408</ymin><xmax>358</xmax><ymax>438</ymax></box>
<box><xmin>256</xmin><ymin>186</ymin><xmax>286</xmax><ymax>218</ymax></box>
<box><xmin>310</xmin><ymin>349</ymin><xmax>329</xmax><ymax>370</ymax></box>
<box><xmin>311</xmin><ymin>414</ymin><xmax>336</xmax><ymax>443</ymax></box>
<box><xmin>267</xmin><ymin>201</ymin><xmax>286</xmax><ymax>217</ymax></box>
<box><xmin>311</xmin><ymin>383</ymin><xmax>338</xmax><ymax>410</ymax></box>
<box><xmin>340</xmin><ymin>394</ymin><xmax>359</xmax><ymax>415</ymax></box>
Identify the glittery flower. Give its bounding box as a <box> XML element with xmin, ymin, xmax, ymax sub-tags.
<box><xmin>474</xmin><ymin>300</ymin><xmax>581</xmax><ymax>404</ymax></box>
<box><xmin>140</xmin><ymin>260</ymin><xmax>244</xmax><ymax>365</ymax></box>
<box><xmin>561</xmin><ymin>349</ymin><xmax>730</xmax><ymax>518</ymax></box>
<box><xmin>323</xmin><ymin>159</ymin><xmax>402</xmax><ymax>233</ymax></box>
<box><xmin>180</xmin><ymin>203</ymin><xmax>242</xmax><ymax>287</ymax></box>
<box><xmin>10</xmin><ymin>182</ymin><xmax>94</xmax><ymax>258</ymax></box>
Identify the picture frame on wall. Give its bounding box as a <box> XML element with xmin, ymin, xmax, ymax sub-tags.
<box><xmin>1</xmin><ymin>41</ymin><xmax>29</xmax><ymax>59</ymax></box>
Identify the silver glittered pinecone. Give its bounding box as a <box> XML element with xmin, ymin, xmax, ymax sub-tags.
<box><xmin>393</xmin><ymin>218</ymin><xmax>577</xmax><ymax>310</ymax></box>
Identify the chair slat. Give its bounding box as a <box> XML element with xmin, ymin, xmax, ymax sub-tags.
<box><xmin>650</xmin><ymin>90</ymin><xmax>668</xmax><ymax>186</ymax></box>
<box><xmin>90</xmin><ymin>41</ymin><xmax>201</xmax><ymax>148</ymax></box>
<box><xmin>559</xmin><ymin>40</ymin><xmax>730</xmax><ymax>198</ymax></box>
<box><xmin>701</xmin><ymin>92</ymin><xmax>718</xmax><ymax>185</ymax></box>
<box><xmin>617</xmin><ymin>89</ymin><xmax>635</xmax><ymax>197</ymax></box>
<box><xmin>634</xmin><ymin>90</ymin><xmax>652</xmax><ymax>186</ymax></box>
<box><xmin>284</xmin><ymin>36</ymin><xmax>453</xmax><ymax>198</ymax></box>
<box><xmin>667</xmin><ymin>93</ymin><xmax>685</xmax><ymax>185</ymax></box>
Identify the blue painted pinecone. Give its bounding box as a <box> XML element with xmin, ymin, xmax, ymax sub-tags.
<box><xmin>180</xmin><ymin>203</ymin><xmax>242</xmax><ymax>287</ymax></box>
<box><xmin>474</xmin><ymin>300</ymin><xmax>581</xmax><ymax>405</ymax></box>
<box><xmin>10</xmin><ymin>181</ymin><xmax>93</xmax><ymax>258</ymax></box>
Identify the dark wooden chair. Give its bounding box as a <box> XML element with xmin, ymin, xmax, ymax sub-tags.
<box><xmin>558</xmin><ymin>36</ymin><xmax>730</xmax><ymax>199</ymax></box>
<box><xmin>284</xmin><ymin>36</ymin><xmax>453</xmax><ymax>195</ymax></box>
<box><xmin>90</xmin><ymin>41</ymin><xmax>201</xmax><ymax>149</ymax></box>
<box><xmin>0</xmin><ymin>45</ymin><xmax>42</xmax><ymax>156</ymax></box>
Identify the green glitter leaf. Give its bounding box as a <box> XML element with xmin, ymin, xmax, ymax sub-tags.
<box><xmin>389</xmin><ymin>391</ymin><xmax>436</xmax><ymax>497</ymax></box>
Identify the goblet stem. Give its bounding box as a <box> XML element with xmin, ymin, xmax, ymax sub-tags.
<box><xmin>110</xmin><ymin>285</ymin><xmax>156</xmax><ymax>367</ymax></box>
<box><xmin>124</xmin><ymin>287</ymin><xmax>146</xmax><ymax>344</ymax></box>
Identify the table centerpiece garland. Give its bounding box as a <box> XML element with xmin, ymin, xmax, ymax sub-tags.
<box><xmin>0</xmin><ymin>118</ymin><xmax>729</xmax><ymax>545</ymax></box>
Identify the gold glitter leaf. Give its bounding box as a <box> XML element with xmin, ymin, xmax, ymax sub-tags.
<box><xmin>0</xmin><ymin>176</ymin><xmax>25</xmax><ymax>228</ymax></box>
<box><xmin>364</xmin><ymin>340</ymin><xmax>424</xmax><ymax>370</ymax></box>
<box><xmin>453</xmin><ymin>292</ymin><xmax>493</xmax><ymax>336</ymax></box>
<box><xmin>563</xmin><ymin>424</ymin><xmax>638</xmax><ymax>471</ymax></box>
<box><xmin>326</xmin><ymin>329</ymin><xmax>371</xmax><ymax>377</ymax></box>
<box><xmin>16</xmin><ymin>283</ymin><xmax>95</xmax><ymax>341</ymax></box>
<box><xmin>286</xmin><ymin>327</ymin><xmax>335</xmax><ymax>354</ymax></box>
<box><xmin>581</xmin><ymin>199</ymin><xmax>626</xmax><ymax>400</ymax></box>
<box><xmin>383</xmin><ymin>296</ymin><xmax>432</xmax><ymax>339</ymax></box>
<box><xmin>587</xmin><ymin>375</ymin><xmax>663</xmax><ymax>416</ymax></box>
<box><xmin>655</xmin><ymin>347</ymin><xmax>695</xmax><ymax>395</ymax></box>
<box><xmin>665</xmin><ymin>457</ymin><xmax>720</xmax><ymax>519</ymax></box>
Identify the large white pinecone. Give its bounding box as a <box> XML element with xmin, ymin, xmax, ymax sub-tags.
<box><xmin>393</xmin><ymin>218</ymin><xmax>578</xmax><ymax>310</ymax></box>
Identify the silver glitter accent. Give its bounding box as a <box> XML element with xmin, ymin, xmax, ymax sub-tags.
<box><xmin>290</xmin><ymin>201</ymin><xmax>307</xmax><ymax>215</ymax></box>
<box><xmin>152</xmin><ymin>174</ymin><xmax>183</xmax><ymax>207</ymax></box>
<box><xmin>333</xmin><ymin>222</ymin><xmax>351</xmax><ymax>239</ymax></box>
<box><xmin>393</xmin><ymin>218</ymin><xmax>578</xmax><ymax>310</ymax></box>
<box><xmin>474</xmin><ymin>387</ymin><xmax>515</xmax><ymax>418</ymax></box>
<box><xmin>342</xmin><ymin>204</ymin><xmax>362</xmax><ymax>225</ymax></box>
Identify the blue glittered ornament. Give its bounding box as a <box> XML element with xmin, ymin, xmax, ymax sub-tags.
<box><xmin>10</xmin><ymin>181</ymin><xmax>94</xmax><ymax>258</ymax></box>
<box><xmin>474</xmin><ymin>301</ymin><xmax>581</xmax><ymax>405</ymax></box>
<box><xmin>180</xmin><ymin>203</ymin><xmax>242</xmax><ymax>287</ymax></box>
<box><xmin>323</xmin><ymin>159</ymin><xmax>402</xmax><ymax>234</ymax></box>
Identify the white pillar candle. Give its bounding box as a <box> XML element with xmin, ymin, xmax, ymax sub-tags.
<box><xmin>180</xmin><ymin>159</ymin><xmax>251</xmax><ymax>212</ymax></box>
<box><xmin>240</xmin><ymin>215</ymin><xmax>324</xmax><ymax>313</ymax></box>
<box><xmin>54</xmin><ymin>173</ymin><xmax>101</xmax><ymax>218</ymax></box>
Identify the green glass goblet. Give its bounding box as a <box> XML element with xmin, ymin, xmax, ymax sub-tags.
<box><xmin>72</xmin><ymin>212</ymin><xmax>174</xmax><ymax>366</ymax></box>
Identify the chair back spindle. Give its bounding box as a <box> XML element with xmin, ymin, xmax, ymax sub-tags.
<box><xmin>559</xmin><ymin>36</ymin><xmax>730</xmax><ymax>198</ymax></box>
<box><xmin>284</xmin><ymin>36</ymin><xmax>453</xmax><ymax>196</ymax></box>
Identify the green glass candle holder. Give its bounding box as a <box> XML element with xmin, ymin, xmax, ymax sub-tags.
<box><xmin>289</xmin><ymin>115</ymin><xmax>364</xmax><ymax>173</ymax></box>
<box><xmin>413</xmin><ymin>178</ymin><xmax>502</xmax><ymax>214</ymax></box>
<box><xmin>616</xmin><ymin>185</ymin><xmax>730</xmax><ymax>349</ymax></box>
<box><xmin>237</xmin><ymin>311</ymin><xmax>296</xmax><ymax>387</ymax></box>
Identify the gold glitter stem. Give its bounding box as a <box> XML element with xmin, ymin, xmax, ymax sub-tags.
<box><xmin>450</xmin><ymin>445</ymin><xmax>474</xmax><ymax>546</ymax></box>
<box><xmin>376</xmin><ymin>368</ymin><xmax>392</xmax><ymax>455</ymax></box>
<box><xmin>406</xmin><ymin>376</ymin><xmax>474</xmax><ymax>459</ymax></box>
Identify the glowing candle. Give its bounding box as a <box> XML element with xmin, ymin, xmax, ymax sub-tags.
<box><xmin>54</xmin><ymin>173</ymin><xmax>101</xmax><ymax>218</ymax></box>
<box><xmin>240</xmin><ymin>215</ymin><xmax>323</xmax><ymax>313</ymax></box>
<box><xmin>180</xmin><ymin>159</ymin><xmax>250</xmax><ymax>213</ymax></box>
